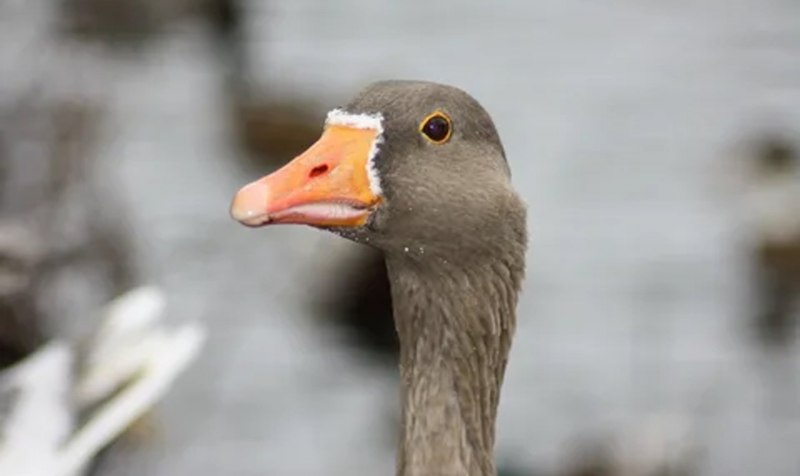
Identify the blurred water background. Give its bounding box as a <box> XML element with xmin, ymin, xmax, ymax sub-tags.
<box><xmin>1</xmin><ymin>0</ymin><xmax>799</xmax><ymax>475</ymax></box>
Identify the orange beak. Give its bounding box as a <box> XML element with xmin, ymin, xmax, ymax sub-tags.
<box><xmin>230</xmin><ymin>125</ymin><xmax>382</xmax><ymax>228</ymax></box>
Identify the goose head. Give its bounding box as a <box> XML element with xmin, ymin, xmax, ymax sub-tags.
<box><xmin>230</xmin><ymin>80</ymin><xmax>525</xmax><ymax>262</ymax></box>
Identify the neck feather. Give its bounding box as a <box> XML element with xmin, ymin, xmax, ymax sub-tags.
<box><xmin>386</xmin><ymin>254</ymin><xmax>523</xmax><ymax>476</ymax></box>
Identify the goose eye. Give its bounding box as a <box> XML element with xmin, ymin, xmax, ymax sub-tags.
<box><xmin>420</xmin><ymin>112</ymin><xmax>452</xmax><ymax>144</ymax></box>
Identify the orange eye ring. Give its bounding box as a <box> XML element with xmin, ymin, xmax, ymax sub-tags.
<box><xmin>419</xmin><ymin>111</ymin><xmax>452</xmax><ymax>144</ymax></box>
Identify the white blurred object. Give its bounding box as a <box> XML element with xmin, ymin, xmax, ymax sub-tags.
<box><xmin>742</xmin><ymin>174</ymin><xmax>800</xmax><ymax>245</ymax></box>
<box><xmin>0</xmin><ymin>286</ymin><xmax>206</xmax><ymax>476</ymax></box>
<box><xmin>557</xmin><ymin>414</ymin><xmax>701</xmax><ymax>476</ymax></box>
<box><xmin>612</xmin><ymin>414</ymin><xmax>700</xmax><ymax>476</ymax></box>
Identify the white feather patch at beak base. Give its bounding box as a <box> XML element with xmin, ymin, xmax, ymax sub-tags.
<box><xmin>325</xmin><ymin>108</ymin><xmax>385</xmax><ymax>197</ymax></box>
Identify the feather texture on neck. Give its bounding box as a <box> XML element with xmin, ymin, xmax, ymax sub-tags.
<box><xmin>387</xmin><ymin>252</ymin><xmax>524</xmax><ymax>476</ymax></box>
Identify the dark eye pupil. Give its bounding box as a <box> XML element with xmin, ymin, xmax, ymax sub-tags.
<box><xmin>423</xmin><ymin>116</ymin><xmax>450</xmax><ymax>142</ymax></box>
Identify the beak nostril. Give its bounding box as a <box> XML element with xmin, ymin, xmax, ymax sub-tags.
<box><xmin>309</xmin><ymin>164</ymin><xmax>329</xmax><ymax>178</ymax></box>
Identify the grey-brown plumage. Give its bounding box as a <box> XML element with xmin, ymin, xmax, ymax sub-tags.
<box><xmin>746</xmin><ymin>136</ymin><xmax>800</xmax><ymax>346</ymax></box>
<box><xmin>337</xmin><ymin>81</ymin><xmax>527</xmax><ymax>475</ymax></box>
<box><xmin>232</xmin><ymin>80</ymin><xmax>528</xmax><ymax>476</ymax></box>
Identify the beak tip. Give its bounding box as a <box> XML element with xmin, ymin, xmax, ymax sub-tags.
<box><xmin>230</xmin><ymin>181</ymin><xmax>271</xmax><ymax>227</ymax></box>
<box><xmin>228</xmin><ymin>205</ymin><xmax>252</xmax><ymax>222</ymax></box>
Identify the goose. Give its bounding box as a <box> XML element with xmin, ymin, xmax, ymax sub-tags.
<box><xmin>741</xmin><ymin>136</ymin><xmax>800</xmax><ymax>345</ymax></box>
<box><xmin>231</xmin><ymin>80</ymin><xmax>527</xmax><ymax>476</ymax></box>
